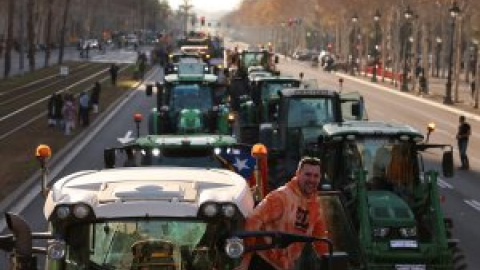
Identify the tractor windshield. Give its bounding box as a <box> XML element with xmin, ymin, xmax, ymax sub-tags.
<box><xmin>242</xmin><ymin>52</ymin><xmax>267</xmax><ymax>68</ymax></box>
<box><xmin>287</xmin><ymin>97</ymin><xmax>336</xmax><ymax>127</ymax></box>
<box><xmin>323</xmin><ymin>136</ymin><xmax>418</xmax><ymax>190</ymax></box>
<box><xmin>170</xmin><ymin>84</ymin><xmax>213</xmax><ymax>112</ymax></box>
<box><xmin>260</xmin><ymin>81</ymin><xmax>300</xmax><ymax>101</ymax></box>
<box><xmin>62</xmin><ymin>218</ymin><xmax>241</xmax><ymax>270</ymax></box>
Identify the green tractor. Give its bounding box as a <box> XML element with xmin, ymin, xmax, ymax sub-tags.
<box><xmin>146</xmin><ymin>68</ymin><xmax>234</xmax><ymax>135</ymax></box>
<box><xmin>250</xmin><ymin>88</ymin><xmax>366</xmax><ymax>189</ymax></box>
<box><xmin>302</xmin><ymin>120</ymin><xmax>463</xmax><ymax>269</ymax></box>
<box><xmin>237</xmin><ymin>76</ymin><xmax>302</xmax><ymax>143</ymax></box>
<box><xmin>235</xmin><ymin>50</ymin><xmax>278</xmax><ymax>79</ymax></box>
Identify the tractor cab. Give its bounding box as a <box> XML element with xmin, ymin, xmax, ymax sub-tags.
<box><xmin>304</xmin><ymin>121</ymin><xmax>457</xmax><ymax>268</ymax></box>
<box><xmin>147</xmin><ymin>71</ymin><xmax>234</xmax><ymax>135</ymax></box>
<box><xmin>164</xmin><ymin>51</ymin><xmax>204</xmax><ymax>75</ymax></box>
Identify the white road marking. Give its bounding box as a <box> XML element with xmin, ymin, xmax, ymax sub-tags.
<box><xmin>464</xmin><ymin>200</ymin><xmax>480</xmax><ymax>212</ymax></box>
<box><xmin>437</xmin><ymin>178</ymin><xmax>453</xmax><ymax>189</ymax></box>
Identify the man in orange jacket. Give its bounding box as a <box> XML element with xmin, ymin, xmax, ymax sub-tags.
<box><xmin>239</xmin><ymin>157</ymin><xmax>328</xmax><ymax>270</ymax></box>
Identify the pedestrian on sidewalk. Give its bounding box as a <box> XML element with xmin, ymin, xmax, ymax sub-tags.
<box><xmin>456</xmin><ymin>115</ymin><xmax>471</xmax><ymax>170</ymax></box>
<box><xmin>109</xmin><ymin>63</ymin><xmax>119</xmax><ymax>85</ymax></box>
<box><xmin>90</xmin><ymin>81</ymin><xmax>101</xmax><ymax>114</ymax></box>
<box><xmin>62</xmin><ymin>94</ymin><xmax>76</xmax><ymax>136</ymax></box>
<box><xmin>78</xmin><ymin>91</ymin><xmax>90</xmax><ymax>127</ymax></box>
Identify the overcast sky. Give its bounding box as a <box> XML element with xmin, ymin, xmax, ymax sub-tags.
<box><xmin>167</xmin><ymin>0</ymin><xmax>242</xmax><ymax>12</ymax></box>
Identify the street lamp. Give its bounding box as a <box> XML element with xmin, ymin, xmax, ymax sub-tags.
<box><xmin>350</xmin><ymin>13</ymin><xmax>359</xmax><ymax>76</ymax></box>
<box><xmin>444</xmin><ymin>1</ymin><xmax>460</xmax><ymax>104</ymax></box>
<box><xmin>401</xmin><ymin>6</ymin><xmax>413</xmax><ymax>92</ymax></box>
<box><xmin>436</xmin><ymin>37</ymin><xmax>442</xmax><ymax>77</ymax></box>
<box><xmin>371</xmin><ymin>10</ymin><xmax>381</xmax><ymax>82</ymax></box>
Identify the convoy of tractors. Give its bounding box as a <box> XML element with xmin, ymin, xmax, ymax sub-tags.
<box><xmin>0</xmin><ymin>35</ymin><xmax>464</xmax><ymax>270</ymax></box>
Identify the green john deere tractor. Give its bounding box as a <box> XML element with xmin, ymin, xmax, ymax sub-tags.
<box><xmin>302</xmin><ymin>120</ymin><xmax>464</xmax><ymax>269</ymax></box>
<box><xmin>146</xmin><ymin>67</ymin><xmax>234</xmax><ymax>135</ymax></box>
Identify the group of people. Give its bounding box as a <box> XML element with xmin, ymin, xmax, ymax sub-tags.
<box><xmin>47</xmin><ymin>82</ymin><xmax>102</xmax><ymax>135</ymax></box>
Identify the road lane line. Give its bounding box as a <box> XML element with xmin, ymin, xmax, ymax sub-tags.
<box><xmin>437</xmin><ymin>178</ymin><xmax>453</xmax><ymax>189</ymax></box>
<box><xmin>465</xmin><ymin>200</ymin><xmax>480</xmax><ymax>212</ymax></box>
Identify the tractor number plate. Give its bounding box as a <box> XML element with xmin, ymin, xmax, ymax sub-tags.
<box><xmin>395</xmin><ymin>265</ymin><xmax>426</xmax><ymax>270</ymax></box>
<box><xmin>390</xmin><ymin>240</ymin><xmax>418</xmax><ymax>248</ymax></box>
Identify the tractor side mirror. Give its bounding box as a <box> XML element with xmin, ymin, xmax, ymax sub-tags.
<box><xmin>442</xmin><ymin>150</ymin><xmax>454</xmax><ymax>178</ymax></box>
<box><xmin>104</xmin><ymin>148</ymin><xmax>116</xmax><ymax>168</ymax></box>
<box><xmin>146</xmin><ymin>84</ymin><xmax>153</xmax><ymax>96</ymax></box>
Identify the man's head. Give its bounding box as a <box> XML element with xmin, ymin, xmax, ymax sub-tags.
<box><xmin>459</xmin><ymin>115</ymin><xmax>466</xmax><ymax>123</ymax></box>
<box><xmin>296</xmin><ymin>157</ymin><xmax>321</xmax><ymax>197</ymax></box>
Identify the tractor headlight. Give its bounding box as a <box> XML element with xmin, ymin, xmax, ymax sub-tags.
<box><xmin>152</xmin><ymin>148</ymin><xmax>161</xmax><ymax>157</ymax></box>
<box><xmin>47</xmin><ymin>239</ymin><xmax>66</xmax><ymax>260</ymax></box>
<box><xmin>373</xmin><ymin>227</ymin><xmax>390</xmax><ymax>238</ymax></box>
<box><xmin>202</xmin><ymin>203</ymin><xmax>219</xmax><ymax>217</ymax></box>
<box><xmin>225</xmin><ymin>237</ymin><xmax>244</xmax><ymax>259</ymax></box>
<box><xmin>73</xmin><ymin>204</ymin><xmax>90</xmax><ymax>219</ymax></box>
<box><xmin>399</xmin><ymin>227</ymin><xmax>417</xmax><ymax>237</ymax></box>
<box><xmin>56</xmin><ymin>206</ymin><xmax>71</xmax><ymax>219</ymax></box>
<box><xmin>221</xmin><ymin>204</ymin><xmax>237</xmax><ymax>218</ymax></box>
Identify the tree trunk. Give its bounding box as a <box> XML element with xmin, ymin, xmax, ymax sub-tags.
<box><xmin>44</xmin><ymin>0</ymin><xmax>54</xmax><ymax>67</ymax></box>
<box><xmin>421</xmin><ymin>23</ymin><xmax>429</xmax><ymax>94</ymax></box>
<box><xmin>475</xmin><ymin>48</ymin><xmax>480</xmax><ymax>108</ymax></box>
<box><xmin>58</xmin><ymin>0</ymin><xmax>71</xmax><ymax>64</ymax></box>
<box><xmin>27</xmin><ymin>0</ymin><xmax>35</xmax><ymax>72</ymax></box>
<box><xmin>4</xmin><ymin>0</ymin><xmax>15</xmax><ymax>78</ymax></box>
<box><xmin>454</xmin><ymin>16</ymin><xmax>462</xmax><ymax>103</ymax></box>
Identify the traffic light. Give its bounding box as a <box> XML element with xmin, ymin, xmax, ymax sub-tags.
<box><xmin>200</xmin><ymin>16</ymin><xmax>205</xmax><ymax>26</ymax></box>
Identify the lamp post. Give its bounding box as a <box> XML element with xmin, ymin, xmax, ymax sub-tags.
<box><xmin>444</xmin><ymin>1</ymin><xmax>460</xmax><ymax>104</ymax></box>
<box><xmin>371</xmin><ymin>10</ymin><xmax>381</xmax><ymax>82</ymax></box>
<box><xmin>401</xmin><ymin>6</ymin><xmax>413</xmax><ymax>92</ymax></box>
<box><xmin>350</xmin><ymin>13</ymin><xmax>358</xmax><ymax>76</ymax></box>
<box><xmin>436</xmin><ymin>37</ymin><xmax>442</xmax><ymax>77</ymax></box>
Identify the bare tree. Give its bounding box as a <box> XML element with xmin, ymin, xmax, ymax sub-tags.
<box><xmin>26</xmin><ymin>0</ymin><xmax>35</xmax><ymax>71</ymax></box>
<box><xmin>58</xmin><ymin>0</ymin><xmax>71</xmax><ymax>64</ymax></box>
<box><xmin>44</xmin><ymin>0</ymin><xmax>54</xmax><ymax>67</ymax></box>
<box><xmin>4</xmin><ymin>0</ymin><xmax>14</xmax><ymax>77</ymax></box>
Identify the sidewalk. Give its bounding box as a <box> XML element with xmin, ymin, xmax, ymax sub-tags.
<box><xmin>349</xmin><ymin>70</ymin><xmax>480</xmax><ymax>119</ymax></box>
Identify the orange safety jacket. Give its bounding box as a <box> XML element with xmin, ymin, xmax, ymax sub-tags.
<box><xmin>244</xmin><ymin>177</ymin><xmax>328</xmax><ymax>270</ymax></box>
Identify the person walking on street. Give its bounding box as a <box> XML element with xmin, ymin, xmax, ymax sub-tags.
<box><xmin>47</xmin><ymin>93</ymin><xmax>62</xmax><ymax>127</ymax></box>
<box><xmin>62</xmin><ymin>94</ymin><xmax>76</xmax><ymax>136</ymax></box>
<box><xmin>456</xmin><ymin>115</ymin><xmax>471</xmax><ymax>170</ymax></box>
<box><xmin>238</xmin><ymin>157</ymin><xmax>328</xmax><ymax>270</ymax></box>
<box><xmin>78</xmin><ymin>91</ymin><xmax>90</xmax><ymax>127</ymax></box>
<box><xmin>109</xmin><ymin>63</ymin><xmax>119</xmax><ymax>85</ymax></box>
<box><xmin>90</xmin><ymin>82</ymin><xmax>101</xmax><ymax>113</ymax></box>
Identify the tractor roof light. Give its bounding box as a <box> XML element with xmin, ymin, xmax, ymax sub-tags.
<box><xmin>36</xmin><ymin>144</ymin><xmax>52</xmax><ymax>159</ymax></box>
<box><xmin>225</xmin><ymin>237</ymin><xmax>244</xmax><ymax>259</ymax></box>
<box><xmin>251</xmin><ymin>143</ymin><xmax>267</xmax><ymax>159</ymax></box>
<box><xmin>47</xmin><ymin>239</ymin><xmax>66</xmax><ymax>260</ymax></box>
<box><xmin>134</xmin><ymin>113</ymin><xmax>143</xmax><ymax>123</ymax></box>
<box><xmin>73</xmin><ymin>204</ymin><xmax>91</xmax><ymax>219</ymax></box>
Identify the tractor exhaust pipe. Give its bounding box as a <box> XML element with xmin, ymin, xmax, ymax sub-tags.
<box><xmin>5</xmin><ymin>213</ymin><xmax>35</xmax><ymax>270</ymax></box>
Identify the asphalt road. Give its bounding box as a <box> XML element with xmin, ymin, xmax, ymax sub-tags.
<box><xmin>1</xmin><ymin>54</ymin><xmax>479</xmax><ymax>268</ymax></box>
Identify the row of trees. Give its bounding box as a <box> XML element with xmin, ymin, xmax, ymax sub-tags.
<box><xmin>226</xmin><ymin>0</ymin><xmax>480</xmax><ymax>105</ymax></box>
<box><xmin>0</xmin><ymin>0</ymin><xmax>171</xmax><ymax>77</ymax></box>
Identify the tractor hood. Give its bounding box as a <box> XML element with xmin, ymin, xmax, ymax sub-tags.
<box><xmin>367</xmin><ymin>190</ymin><xmax>416</xmax><ymax>228</ymax></box>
